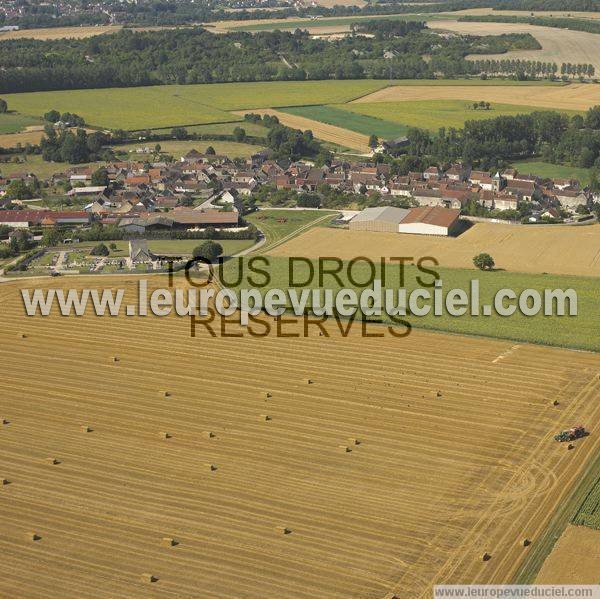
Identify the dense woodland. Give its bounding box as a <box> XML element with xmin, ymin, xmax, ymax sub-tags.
<box><xmin>0</xmin><ymin>26</ymin><xmax>560</xmax><ymax>93</ymax></box>
<box><xmin>392</xmin><ymin>107</ymin><xmax>600</xmax><ymax>171</ymax></box>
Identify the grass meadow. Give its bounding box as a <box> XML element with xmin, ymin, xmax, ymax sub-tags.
<box><xmin>0</xmin><ymin>154</ymin><xmax>104</xmax><ymax>179</ymax></box>
<box><xmin>2</xmin><ymin>80</ymin><xmax>390</xmax><ymax>130</ymax></box>
<box><xmin>0</xmin><ymin>112</ymin><xmax>42</xmax><ymax>134</ymax></box>
<box><xmin>222</xmin><ymin>257</ymin><xmax>600</xmax><ymax>351</ymax></box>
<box><xmin>281</xmin><ymin>105</ymin><xmax>408</xmax><ymax>138</ymax></box>
<box><xmin>115</xmin><ymin>139</ymin><xmax>264</xmax><ymax>159</ymax></box>
<box><xmin>246</xmin><ymin>210</ymin><xmax>336</xmax><ymax>251</ymax></box>
<box><xmin>148</xmin><ymin>121</ymin><xmax>268</xmax><ymax>137</ymax></box>
<box><xmin>512</xmin><ymin>160</ymin><xmax>591</xmax><ymax>184</ymax></box>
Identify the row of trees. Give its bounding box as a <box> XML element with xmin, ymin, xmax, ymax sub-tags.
<box><xmin>459</xmin><ymin>14</ymin><xmax>600</xmax><ymax>35</ymax></box>
<box><xmin>560</xmin><ymin>63</ymin><xmax>596</xmax><ymax>79</ymax></box>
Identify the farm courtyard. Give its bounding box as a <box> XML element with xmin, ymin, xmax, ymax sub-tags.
<box><xmin>1</xmin><ymin>277</ymin><xmax>600</xmax><ymax>596</ymax></box>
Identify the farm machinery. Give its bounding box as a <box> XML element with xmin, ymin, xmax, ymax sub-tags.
<box><xmin>554</xmin><ymin>426</ymin><xmax>587</xmax><ymax>443</ymax></box>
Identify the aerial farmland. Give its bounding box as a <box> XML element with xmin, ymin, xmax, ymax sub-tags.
<box><xmin>2</xmin><ymin>0</ymin><xmax>600</xmax><ymax>595</ymax></box>
<box><xmin>1</xmin><ymin>277</ymin><xmax>600</xmax><ymax>597</ymax></box>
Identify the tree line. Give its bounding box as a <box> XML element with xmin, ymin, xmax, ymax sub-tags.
<box><xmin>459</xmin><ymin>14</ymin><xmax>600</xmax><ymax>35</ymax></box>
<box><xmin>394</xmin><ymin>106</ymin><xmax>600</xmax><ymax>170</ymax></box>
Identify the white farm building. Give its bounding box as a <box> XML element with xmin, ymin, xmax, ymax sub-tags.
<box><xmin>349</xmin><ymin>206</ymin><xmax>461</xmax><ymax>236</ymax></box>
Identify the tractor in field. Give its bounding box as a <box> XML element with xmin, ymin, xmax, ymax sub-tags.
<box><xmin>554</xmin><ymin>426</ymin><xmax>587</xmax><ymax>442</ymax></box>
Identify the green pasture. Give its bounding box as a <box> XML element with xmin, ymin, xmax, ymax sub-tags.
<box><xmin>511</xmin><ymin>160</ymin><xmax>591</xmax><ymax>185</ymax></box>
<box><xmin>0</xmin><ymin>112</ymin><xmax>42</xmax><ymax>134</ymax></box>
<box><xmin>281</xmin><ymin>105</ymin><xmax>408</xmax><ymax>138</ymax></box>
<box><xmin>2</xmin><ymin>80</ymin><xmax>390</xmax><ymax>130</ymax></box>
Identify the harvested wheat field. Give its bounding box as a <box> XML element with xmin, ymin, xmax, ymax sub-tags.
<box><xmin>270</xmin><ymin>223</ymin><xmax>600</xmax><ymax>277</ymax></box>
<box><xmin>234</xmin><ymin>108</ymin><xmax>370</xmax><ymax>152</ymax></box>
<box><xmin>536</xmin><ymin>525</ymin><xmax>600</xmax><ymax>584</ymax></box>
<box><xmin>0</xmin><ymin>26</ymin><xmax>124</xmax><ymax>41</ymax></box>
<box><xmin>353</xmin><ymin>82</ymin><xmax>600</xmax><ymax>112</ymax></box>
<box><xmin>0</xmin><ymin>129</ymin><xmax>46</xmax><ymax>148</ymax></box>
<box><xmin>430</xmin><ymin>20</ymin><xmax>600</xmax><ymax>74</ymax></box>
<box><xmin>1</xmin><ymin>276</ymin><xmax>600</xmax><ymax>597</ymax></box>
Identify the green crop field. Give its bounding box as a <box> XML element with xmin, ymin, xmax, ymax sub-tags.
<box><xmin>512</xmin><ymin>160</ymin><xmax>591</xmax><ymax>185</ymax></box>
<box><xmin>223</xmin><ymin>257</ymin><xmax>600</xmax><ymax>351</ymax></box>
<box><xmin>281</xmin><ymin>105</ymin><xmax>408</xmax><ymax>138</ymax></box>
<box><xmin>2</xmin><ymin>81</ymin><xmax>390</xmax><ymax>130</ymax></box>
<box><xmin>0</xmin><ymin>112</ymin><xmax>42</xmax><ymax>134</ymax></box>
<box><xmin>341</xmin><ymin>99</ymin><xmax>582</xmax><ymax>131</ymax></box>
<box><xmin>572</xmin><ymin>476</ymin><xmax>600</xmax><ymax>530</ymax></box>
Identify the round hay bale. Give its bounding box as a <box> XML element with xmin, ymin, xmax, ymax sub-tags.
<box><xmin>338</xmin><ymin>445</ymin><xmax>352</xmax><ymax>453</ymax></box>
<box><xmin>0</xmin><ymin>478</ymin><xmax>9</xmax><ymax>486</ymax></box>
<box><xmin>159</xmin><ymin>432</ymin><xmax>172</xmax><ymax>440</ymax></box>
<box><xmin>161</xmin><ymin>537</ymin><xmax>178</xmax><ymax>548</ymax></box>
<box><xmin>161</xmin><ymin>391</ymin><xmax>171</xmax><ymax>398</ymax></box>
<box><xmin>204</xmin><ymin>463</ymin><xmax>217</xmax><ymax>472</ymax></box>
<box><xmin>482</xmin><ymin>552</ymin><xmax>491</xmax><ymax>562</ymax></box>
<box><xmin>202</xmin><ymin>431</ymin><xmax>215</xmax><ymax>439</ymax></box>
<box><xmin>140</xmin><ymin>573</ymin><xmax>157</xmax><ymax>584</ymax></box>
<box><xmin>552</xmin><ymin>400</ymin><xmax>560</xmax><ymax>406</ymax></box>
<box><xmin>523</xmin><ymin>538</ymin><xmax>531</xmax><ymax>547</ymax></box>
<box><xmin>347</xmin><ymin>438</ymin><xmax>361</xmax><ymax>446</ymax></box>
<box><xmin>18</xmin><ymin>333</ymin><xmax>27</xmax><ymax>339</ymax></box>
<box><xmin>568</xmin><ymin>443</ymin><xmax>575</xmax><ymax>450</ymax></box>
<box><xmin>1</xmin><ymin>418</ymin><xmax>8</xmax><ymax>425</ymax></box>
<box><xmin>47</xmin><ymin>457</ymin><xmax>60</xmax><ymax>465</ymax></box>
<box><xmin>275</xmin><ymin>526</ymin><xmax>292</xmax><ymax>535</ymax></box>
<box><xmin>260</xmin><ymin>414</ymin><xmax>272</xmax><ymax>421</ymax></box>
<box><xmin>111</xmin><ymin>356</ymin><xmax>120</xmax><ymax>363</ymax></box>
<box><xmin>436</xmin><ymin>390</ymin><xmax>443</xmax><ymax>398</ymax></box>
<box><xmin>264</xmin><ymin>392</ymin><xmax>272</xmax><ymax>399</ymax></box>
<box><xmin>25</xmin><ymin>532</ymin><xmax>40</xmax><ymax>542</ymax></box>
<box><xmin>81</xmin><ymin>425</ymin><xmax>93</xmax><ymax>433</ymax></box>
<box><xmin>306</xmin><ymin>378</ymin><xmax>314</xmax><ymax>385</ymax></box>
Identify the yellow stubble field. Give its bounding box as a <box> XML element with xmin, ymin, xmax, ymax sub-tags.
<box><xmin>270</xmin><ymin>223</ymin><xmax>600</xmax><ymax>277</ymax></box>
<box><xmin>535</xmin><ymin>525</ymin><xmax>600</xmax><ymax>584</ymax></box>
<box><xmin>1</xmin><ymin>276</ymin><xmax>599</xmax><ymax>597</ymax></box>
<box><xmin>353</xmin><ymin>82</ymin><xmax>600</xmax><ymax>112</ymax></box>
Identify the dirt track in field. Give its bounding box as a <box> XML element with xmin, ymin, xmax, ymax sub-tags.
<box><xmin>430</xmin><ymin>20</ymin><xmax>600</xmax><ymax>74</ymax></box>
<box><xmin>535</xmin><ymin>525</ymin><xmax>600</xmax><ymax>583</ymax></box>
<box><xmin>234</xmin><ymin>108</ymin><xmax>370</xmax><ymax>152</ymax></box>
<box><xmin>353</xmin><ymin>82</ymin><xmax>600</xmax><ymax>112</ymax></box>
<box><xmin>1</xmin><ymin>276</ymin><xmax>600</xmax><ymax>597</ymax></box>
<box><xmin>270</xmin><ymin>223</ymin><xmax>600</xmax><ymax>277</ymax></box>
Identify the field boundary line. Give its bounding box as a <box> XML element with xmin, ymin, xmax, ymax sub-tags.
<box><xmin>513</xmin><ymin>428</ymin><xmax>600</xmax><ymax>583</ymax></box>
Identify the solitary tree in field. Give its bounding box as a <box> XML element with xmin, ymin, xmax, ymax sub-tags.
<box><xmin>193</xmin><ymin>240</ymin><xmax>223</xmax><ymax>262</ymax></box>
<box><xmin>0</xmin><ymin>98</ymin><xmax>7</xmax><ymax>113</ymax></box>
<box><xmin>368</xmin><ymin>134</ymin><xmax>379</xmax><ymax>149</ymax></box>
<box><xmin>473</xmin><ymin>253</ymin><xmax>495</xmax><ymax>271</ymax></box>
